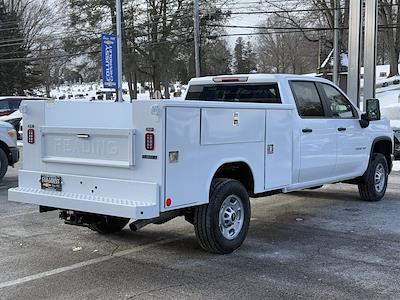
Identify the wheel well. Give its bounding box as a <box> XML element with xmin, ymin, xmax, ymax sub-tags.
<box><xmin>0</xmin><ymin>141</ymin><xmax>11</xmax><ymax>165</ymax></box>
<box><xmin>372</xmin><ymin>139</ymin><xmax>392</xmax><ymax>171</ymax></box>
<box><xmin>213</xmin><ymin>162</ymin><xmax>254</xmax><ymax>194</ymax></box>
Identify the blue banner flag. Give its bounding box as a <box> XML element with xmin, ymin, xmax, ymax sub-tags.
<box><xmin>101</xmin><ymin>33</ymin><xmax>118</xmax><ymax>89</ymax></box>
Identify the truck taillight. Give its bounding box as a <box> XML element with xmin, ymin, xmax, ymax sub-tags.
<box><xmin>145</xmin><ymin>133</ymin><xmax>155</xmax><ymax>150</ymax></box>
<box><xmin>27</xmin><ymin>129</ymin><xmax>35</xmax><ymax>144</ymax></box>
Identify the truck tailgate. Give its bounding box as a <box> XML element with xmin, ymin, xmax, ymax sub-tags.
<box><xmin>41</xmin><ymin>126</ymin><xmax>135</xmax><ymax>168</ymax></box>
<box><xmin>9</xmin><ymin>101</ymin><xmax>164</xmax><ymax>219</ymax></box>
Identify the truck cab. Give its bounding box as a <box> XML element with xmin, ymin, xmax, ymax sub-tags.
<box><xmin>9</xmin><ymin>74</ymin><xmax>394</xmax><ymax>254</ymax></box>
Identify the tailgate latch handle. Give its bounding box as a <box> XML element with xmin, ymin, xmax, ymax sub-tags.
<box><xmin>77</xmin><ymin>134</ymin><xmax>90</xmax><ymax>139</ymax></box>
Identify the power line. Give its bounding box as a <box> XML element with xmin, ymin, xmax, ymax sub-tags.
<box><xmin>0</xmin><ymin>34</ymin><xmax>195</xmax><ymax>64</ymax></box>
<box><xmin>208</xmin><ymin>24</ymin><xmax>400</xmax><ymax>31</ymax></box>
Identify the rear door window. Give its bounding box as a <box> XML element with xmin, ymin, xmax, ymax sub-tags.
<box><xmin>290</xmin><ymin>81</ymin><xmax>326</xmax><ymax>117</ymax></box>
<box><xmin>185</xmin><ymin>84</ymin><xmax>281</xmax><ymax>103</ymax></box>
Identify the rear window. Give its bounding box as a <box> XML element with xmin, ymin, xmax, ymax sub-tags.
<box><xmin>185</xmin><ymin>84</ymin><xmax>281</xmax><ymax>103</ymax></box>
<box><xmin>0</xmin><ymin>98</ymin><xmax>44</xmax><ymax>111</ymax></box>
<box><xmin>0</xmin><ymin>100</ymin><xmax>10</xmax><ymax>112</ymax></box>
<box><xmin>8</xmin><ymin>99</ymin><xmax>22</xmax><ymax>110</ymax></box>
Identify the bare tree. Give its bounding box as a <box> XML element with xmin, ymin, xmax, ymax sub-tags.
<box><xmin>379</xmin><ymin>0</ymin><xmax>400</xmax><ymax>76</ymax></box>
<box><xmin>255</xmin><ymin>16</ymin><xmax>319</xmax><ymax>74</ymax></box>
<box><xmin>263</xmin><ymin>0</ymin><xmax>400</xmax><ymax>76</ymax></box>
<box><xmin>1</xmin><ymin>0</ymin><xmax>66</xmax><ymax>95</ymax></box>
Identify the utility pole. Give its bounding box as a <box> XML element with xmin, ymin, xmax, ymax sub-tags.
<box><xmin>116</xmin><ymin>0</ymin><xmax>124</xmax><ymax>102</ymax></box>
<box><xmin>347</xmin><ymin>0</ymin><xmax>362</xmax><ymax>107</ymax></box>
<box><xmin>193</xmin><ymin>0</ymin><xmax>201</xmax><ymax>77</ymax></box>
<box><xmin>364</xmin><ymin>0</ymin><xmax>378</xmax><ymax>101</ymax></box>
<box><xmin>333</xmin><ymin>0</ymin><xmax>340</xmax><ymax>85</ymax></box>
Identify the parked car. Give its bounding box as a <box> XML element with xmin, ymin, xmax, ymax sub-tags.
<box><xmin>381</xmin><ymin>105</ymin><xmax>400</xmax><ymax>160</ymax></box>
<box><xmin>394</xmin><ymin>128</ymin><xmax>400</xmax><ymax>160</ymax></box>
<box><xmin>0</xmin><ymin>97</ymin><xmax>47</xmax><ymax>139</ymax></box>
<box><xmin>0</xmin><ymin>110</ymin><xmax>22</xmax><ymax>139</ymax></box>
<box><xmin>0</xmin><ymin>96</ymin><xmax>45</xmax><ymax>116</ymax></box>
<box><xmin>0</xmin><ymin>121</ymin><xmax>18</xmax><ymax>180</ymax></box>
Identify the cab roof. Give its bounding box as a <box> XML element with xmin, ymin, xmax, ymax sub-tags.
<box><xmin>188</xmin><ymin>74</ymin><xmax>332</xmax><ymax>85</ymax></box>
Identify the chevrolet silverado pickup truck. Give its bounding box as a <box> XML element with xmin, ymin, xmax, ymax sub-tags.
<box><xmin>9</xmin><ymin>74</ymin><xmax>394</xmax><ymax>254</ymax></box>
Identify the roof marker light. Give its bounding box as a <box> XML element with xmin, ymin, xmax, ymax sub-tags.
<box><xmin>213</xmin><ymin>76</ymin><xmax>249</xmax><ymax>83</ymax></box>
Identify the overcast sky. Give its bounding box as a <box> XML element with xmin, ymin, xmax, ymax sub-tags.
<box><xmin>224</xmin><ymin>1</ymin><xmax>265</xmax><ymax>46</ymax></box>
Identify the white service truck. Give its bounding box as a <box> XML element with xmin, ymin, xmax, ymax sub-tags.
<box><xmin>9</xmin><ymin>75</ymin><xmax>394</xmax><ymax>254</ymax></box>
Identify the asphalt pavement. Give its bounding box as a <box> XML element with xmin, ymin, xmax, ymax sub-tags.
<box><xmin>1</xmin><ymin>159</ymin><xmax>400</xmax><ymax>299</ymax></box>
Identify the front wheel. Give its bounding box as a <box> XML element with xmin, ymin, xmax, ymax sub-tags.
<box><xmin>193</xmin><ymin>178</ymin><xmax>251</xmax><ymax>254</ymax></box>
<box><xmin>0</xmin><ymin>148</ymin><xmax>8</xmax><ymax>181</ymax></box>
<box><xmin>358</xmin><ymin>153</ymin><xmax>389</xmax><ymax>202</ymax></box>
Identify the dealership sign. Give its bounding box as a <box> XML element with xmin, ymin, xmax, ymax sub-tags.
<box><xmin>101</xmin><ymin>33</ymin><xmax>118</xmax><ymax>89</ymax></box>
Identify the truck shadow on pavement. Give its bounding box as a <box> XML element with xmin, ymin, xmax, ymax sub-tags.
<box><xmin>290</xmin><ymin>187</ymin><xmax>373</xmax><ymax>202</ymax></box>
<box><xmin>0</xmin><ymin>174</ymin><xmax>18</xmax><ymax>190</ymax></box>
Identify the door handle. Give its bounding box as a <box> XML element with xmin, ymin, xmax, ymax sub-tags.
<box><xmin>302</xmin><ymin>128</ymin><xmax>313</xmax><ymax>133</ymax></box>
<box><xmin>338</xmin><ymin>127</ymin><xmax>347</xmax><ymax>132</ymax></box>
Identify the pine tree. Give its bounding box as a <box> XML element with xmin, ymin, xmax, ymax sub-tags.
<box><xmin>233</xmin><ymin>37</ymin><xmax>246</xmax><ymax>74</ymax></box>
<box><xmin>243</xmin><ymin>40</ymin><xmax>256</xmax><ymax>73</ymax></box>
<box><xmin>202</xmin><ymin>39</ymin><xmax>232</xmax><ymax>76</ymax></box>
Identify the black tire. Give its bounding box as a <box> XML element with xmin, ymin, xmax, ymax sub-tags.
<box><xmin>88</xmin><ymin>216</ymin><xmax>130</xmax><ymax>234</ymax></box>
<box><xmin>0</xmin><ymin>148</ymin><xmax>8</xmax><ymax>181</ymax></box>
<box><xmin>193</xmin><ymin>178</ymin><xmax>251</xmax><ymax>254</ymax></box>
<box><xmin>358</xmin><ymin>153</ymin><xmax>389</xmax><ymax>202</ymax></box>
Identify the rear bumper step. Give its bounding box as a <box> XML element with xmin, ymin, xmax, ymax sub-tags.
<box><xmin>9</xmin><ymin>187</ymin><xmax>159</xmax><ymax>219</ymax></box>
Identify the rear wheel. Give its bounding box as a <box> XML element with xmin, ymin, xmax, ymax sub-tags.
<box><xmin>0</xmin><ymin>148</ymin><xmax>8</xmax><ymax>181</ymax></box>
<box><xmin>193</xmin><ymin>178</ymin><xmax>251</xmax><ymax>254</ymax></box>
<box><xmin>88</xmin><ymin>216</ymin><xmax>129</xmax><ymax>234</ymax></box>
<box><xmin>358</xmin><ymin>153</ymin><xmax>388</xmax><ymax>202</ymax></box>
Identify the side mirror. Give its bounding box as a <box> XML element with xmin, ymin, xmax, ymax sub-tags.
<box><xmin>360</xmin><ymin>99</ymin><xmax>381</xmax><ymax>128</ymax></box>
<box><xmin>365</xmin><ymin>98</ymin><xmax>381</xmax><ymax>121</ymax></box>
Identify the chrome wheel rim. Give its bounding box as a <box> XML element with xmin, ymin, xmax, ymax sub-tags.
<box><xmin>219</xmin><ymin>195</ymin><xmax>244</xmax><ymax>240</ymax></box>
<box><xmin>374</xmin><ymin>163</ymin><xmax>386</xmax><ymax>193</ymax></box>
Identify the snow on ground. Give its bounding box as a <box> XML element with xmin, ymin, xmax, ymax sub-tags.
<box><xmin>50</xmin><ymin>82</ymin><xmax>186</xmax><ymax>101</ymax></box>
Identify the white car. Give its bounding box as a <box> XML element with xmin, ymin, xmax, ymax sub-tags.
<box><xmin>0</xmin><ymin>110</ymin><xmax>22</xmax><ymax>140</ymax></box>
<box><xmin>381</xmin><ymin>104</ymin><xmax>400</xmax><ymax>160</ymax></box>
<box><xmin>9</xmin><ymin>74</ymin><xmax>394</xmax><ymax>254</ymax></box>
<box><xmin>0</xmin><ymin>97</ymin><xmax>48</xmax><ymax>140</ymax></box>
<box><xmin>0</xmin><ymin>121</ymin><xmax>19</xmax><ymax>179</ymax></box>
